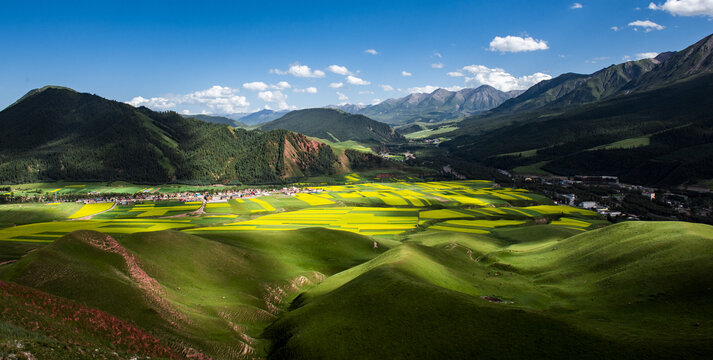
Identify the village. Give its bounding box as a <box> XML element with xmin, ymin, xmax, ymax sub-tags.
<box><xmin>510</xmin><ymin>174</ymin><xmax>713</xmax><ymax>225</ymax></box>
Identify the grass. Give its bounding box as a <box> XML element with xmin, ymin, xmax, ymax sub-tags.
<box><xmin>404</xmin><ymin>125</ymin><xmax>458</xmax><ymax>139</ymax></box>
<box><xmin>588</xmin><ymin>136</ymin><xmax>651</xmax><ymax>150</ymax></box>
<box><xmin>264</xmin><ymin>222</ymin><xmax>713</xmax><ymax>359</ymax></box>
<box><xmin>0</xmin><ymin>202</ymin><xmax>82</xmax><ymax>228</ymax></box>
<box><xmin>0</xmin><ymin>180</ymin><xmax>711</xmax><ymax>359</ymax></box>
<box><xmin>513</xmin><ymin>161</ymin><xmax>553</xmax><ymax>175</ymax></box>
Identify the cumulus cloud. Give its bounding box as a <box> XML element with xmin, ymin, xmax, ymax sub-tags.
<box><xmin>270</xmin><ymin>63</ymin><xmax>326</xmax><ymax>78</ymax></box>
<box><xmin>327</xmin><ymin>65</ymin><xmax>352</xmax><ymax>75</ymax></box>
<box><xmin>461</xmin><ymin>65</ymin><xmax>552</xmax><ymax>92</ymax></box>
<box><xmin>365</xmin><ymin>49</ymin><xmax>379</xmax><ymax>55</ymax></box>
<box><xmin>294</xmin><ymin>87</ymin><xmax>318</xmax><ymax>94</ymax></box>
<box><xmin>431</xmin><ymin>62</ymin><xmax>444</xmax><ymax>69</ymax></box>
<box><xmin>649</xmin><ymin>0</ymin><xmax>713</xmax><ymax>16</ymax></box>
<box><xmin>336</xmin><ymin>92</ymin><xmax>349</xmax><ymax>101</ymax></box>
<box><xmin>329</xmin><ymin>82</ymin><xmax>344</xmax><ymax>89</ymax></box>
<box><xmin>127</xmin><ymin>85</ymin><xmax>250</xmax><ymax>114</ymax></box>
<box><xmin>636</xmin><ymin>52</ymin><xmax>660</xmax><ymax>59</ymax></box>
<box><xmin>489</xmin><ymin>35</ymin><xmax>549</xmax><ymax>53</ymax></box>
<box><xmin>407</xmin><ymin>85</ymin><xmax>464</xmax><ymax>94</ymax></box>
<box><xmin>371</xmin><ymin>98</ymin><xmax>382</xmax><ymax>105</ymax></box>
<box><xmin>242</xmin><ymin>81</ymin><xmax>291</xmax><ymax>91</ymax></box>
<box><xmin>401</xmin><ymin>71</ymin><xmax>412</xmax><ymax>77</ymax></box>
<box><xmin>380</xmin><ymin>84</ymin><xmax>395</xmax><ymax>91</ymax></box>
<box><xmin>127</xmin><ymin>96</ymin><xmax>175</xmax><ymax>109</ymax></box>
<box><xmin>447</xmin><ymin>71</ymin><xmax>464</xmax><ymax>77</ymax></box>
<box><xmin>258</xmin><ymin>90</ymin><xmax>290</xmax><ymax>110</ymax></box>
<box><xmin>571</xmin><ymin>2</ymin><xmax>583</xmax><ymax>9</ymax></box>
<box><xmin>434</xmin><ymin>51</ymin><xmax>442</xmax><ymax>58</ymax></box>
<box><xmin>242</xmin><ymin>81</ymin><xmax>269</xmax><ymax>91</ymax></box>
<box><xmin>628</xmin><ymin>20</ymin><xmax>665</xmax><ymax>31</ymax></box>
<box><xmin>611</xmin><ymin>26</ymin><xmax>622</xmax><ymax>31</ymax></box>
<box><xmin>346</xmin><ymin>75</ymin><xmax>371</xmax><ymax>85</ymax></box>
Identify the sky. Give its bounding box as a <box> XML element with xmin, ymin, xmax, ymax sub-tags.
<box><xmin>1</xmin><ymin>0</ymin><xmax>712</xmax><ymax>114</ymax></box>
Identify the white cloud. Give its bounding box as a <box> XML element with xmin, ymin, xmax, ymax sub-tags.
<box><xmin>242</xmin><ymin>81</ymin><xmax>269</xmax><ymax>91</ymax></box>
<box><xmin>329</xmin><ymin>82</ymin><xmax>344</xmax><ymax>89</ymax></box>
<box><xmin>461</xmin><ymin>65</ymin><xmax>552</xmax><ymax>92</ymax></box>
<box><xmin>327</xmin><ymin>65</ymin><xmax>352</xmax><ymax>75</ymax></box>
<box><xmin>636</xmin><ymin>52</ymin><xmax>660</xmax><ymax>59</ymax></box>
<box><xmin>489</xmin><ymin>35</ymin><xmax>549</xmax><ymax>53</ymax></box>
<box><xmin>371</xmin><ymin>98</ymin><xmax>382</xmax><ymax>105</ymax></box>
<box><xmin>622</xmin><ymin>55</ymin><xmax>632</xmax><ymax>61</ymax></box>
<box><xmin>649</xmin><ymin>0</ymin><xmax>713</xmax><ymax>16</ymax></box>
<box><xmin>127</xmin><ymin>85</ymin><xmax>250</xmax><ymax>114</ymax></box>
<box><xmin>434</xmin><ymin>51</ymin><xmax>442</xmax><ymax>58</ymax></box>
<box><xmin>628</xmin><ymin>20</ymin><xmax>665</xmax><ymax>31</ymax></box>
<box><xmin>359</xmin><ymin>90</ymin><xmax>374</xmax><ymax>95</ymax></box>
<box><xmin>380</xmin><ymin>84</ymin><xmax>395</xmax><ymax>91</ymax></box>
<box><xmin>406</xmin><ymin>85</ymin><xmax>464</xmax><ymax>94</ymax></box>
<box><xmin>270</xmin><ymin>63</ymin><xmax>326</xmax><ymax>78</ymax></box>
<box><xmin>401</xmin><ymin>70</ymin><xmax>412</xmax><ymax>77</ymax></box>
<box><xmin>431</xmin><ymin>62</ymin><xmax>444</xmax><ymax>69</ymax></box>
<box><xmin>346</xmin><ymin>75</ymin><xmax>371</xmax><ymax>85</ymax></box>
<box><xmin>294</xmin><ymin>87</ymin><xmax>318</xmax><ymax>94</ymax></box>
<box><xmin>275</xmin><ymin>81</ymin><xmax>291</xmax><ymax>90</ymax></box>
<box><xmin>258</xmin><ymin>90</ymin><xmax>290</xmax><ymax>110</ymax></box>
<box><xmin>447</xmin><ymin>71</ymin><xmax>464</xmax><ymax>77</ymax></box>
<box><xmin>181</xmin><ymin>109</ymin><xmax>190</xmax><ymax>115</ymax></box>
<box><xmin>336</xmin><ymin>92</ymin><xmax>349</xmax><ymax>101</ymax></box>
<box><xmin>611</xmin><ymin>26</ymin><xmax>622</xmax><ymax>31</ymax></box>
<box><xmin>365</xmin><ymin>49</ymin><xmax>379</xmax><ymax>55</ymax></box>
<box><xmin>127</xmin><ymin>96</ymin><xmax>175</xmax><ymax>109</ymax></box>
<box><xmin>243</xmin><ymin>81</ymin><xmax>291</xmax><ymax>91</ymax></box>
<box><xmin>571</xmin><ymin>2</ymin><xmax>583</xmax><ymax>9</ymax></box>
<box><xmin>408</xmin><ymin>85</ymin><xmax>440</xmax><ymax>94</ymax></box>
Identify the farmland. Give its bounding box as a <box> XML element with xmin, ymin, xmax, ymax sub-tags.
<box><xmin>0</xmin><ymin>179</ymin><xmax>711</xmax><ymax>359</ymax></box>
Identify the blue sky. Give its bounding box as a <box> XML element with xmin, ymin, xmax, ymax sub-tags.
<box><xmin>1</xmin><ymin>0</ymin><xmax>712</xmax><ymax>114</ymax></box>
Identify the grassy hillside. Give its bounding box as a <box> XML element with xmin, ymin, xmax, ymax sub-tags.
<box><xmin>183</xmin><ymin>114</ymin><xmax>247</xmax><ymax>127</ymax></box>
<box><xmin>0</xmin><ymin>88</ymin><xmax>384</xmax><ymax>184</ymax></box>
<box><xmin>0</xmin><ymin>228</ymin><xmax>388</xmax><ymax>358</ymax></box>
<box><xmin>0</xmin><ymin>181</ymin><xmax>710</xmax><ymax>359</ymax></box>
<box><xmin>259</xmin><ymin>108</ymin><xmax>405</xmax><ymax>144</ymax></box>
<box><xmin>265</xmin><ymin>221</ymin><xmax>713</xmax><ymax>359</ymax></box>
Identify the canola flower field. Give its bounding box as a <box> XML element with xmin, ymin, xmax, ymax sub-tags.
<box><xmin>0</xmin><ymin>180</ymin><xmax>604</xmax><ymax>243</ymax></box>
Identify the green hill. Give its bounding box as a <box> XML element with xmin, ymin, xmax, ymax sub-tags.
<box><xmin>443</xmin><ymin>33</ymin><xmax>713</xmax><ymax>186</ymax></box>
<box><xmin>0</xmin><ymin>87</ymin><xmax>385</xmax><ymax>184</ymax></box>
<box><xmin>183</xmin><ymin>114</ymin><xmax>247</xmax><ymax>128</ymax></box>
<box><xmin>265</xmin><ymin>221</ymin><xmax>713</xmax><ymax>359</ymax></box>
<box><xmin>259</xmin><ymin>108</ymin><xmax>405</xmax><ymax>144</ymax></box>
<box><xmin>0</xmin><ymin>228</ymin><xmax>388</xmax><ymax>359</ymax></box>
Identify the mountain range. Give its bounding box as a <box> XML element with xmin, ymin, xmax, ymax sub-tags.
<box><xmin>443</xmin><ymin>32</ymin><xmax>713</xmax><ymax>186</ymax></box>
<box><xmin>331</xmin><ymin>85</ymin><xmax>524</xmax><ymax>125</ymax></box>
<box><xmin>0</xmin><ymin>87</ymin><xmax>387</xmax><ymax>184</ymax></box>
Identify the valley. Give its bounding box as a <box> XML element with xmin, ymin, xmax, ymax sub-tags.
<box><xmin>2</xmin><ymin>177</ymin><xmax>710</xmax><ymax>359</ymax></box>
<box><xmin>2</xmin><ymin>5</ymin><xmax>713</xmax><ymax>358</ymax></box>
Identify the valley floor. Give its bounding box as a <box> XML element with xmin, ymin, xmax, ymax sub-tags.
<box><xmin>0</xmin><ymin>178</ymin><xmax>711</xmax><ymax>359</ymax></box>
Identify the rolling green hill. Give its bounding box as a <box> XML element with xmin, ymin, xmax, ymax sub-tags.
<box><xmin>0</xmin><ymin>87</ymin><xmax>387</xmax><ymax>184</ymax></box>
<box><xmin>0</xmin><ymin>228</ymin><xmax>389</xmax><ymax>359</ymax></box>
<box><xmin>183</xmin><ymin>114</ymin><xmax>247</xmax><ymax>128</ymax></box>
<box><xmin>259</xmin><ymin>108</ymin><xmax>405</xmax><ymax>144</ymax></box>
<box><xmin>265</xmin><ymin>221</ymin><xmax>713</xmax><ymax>359</ymax></box>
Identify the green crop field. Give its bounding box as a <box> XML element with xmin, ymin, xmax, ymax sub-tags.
<box><xmin>0</xmin><ymin>180</ymin><xmax>711</xmax><ymax>359</ymax></box>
